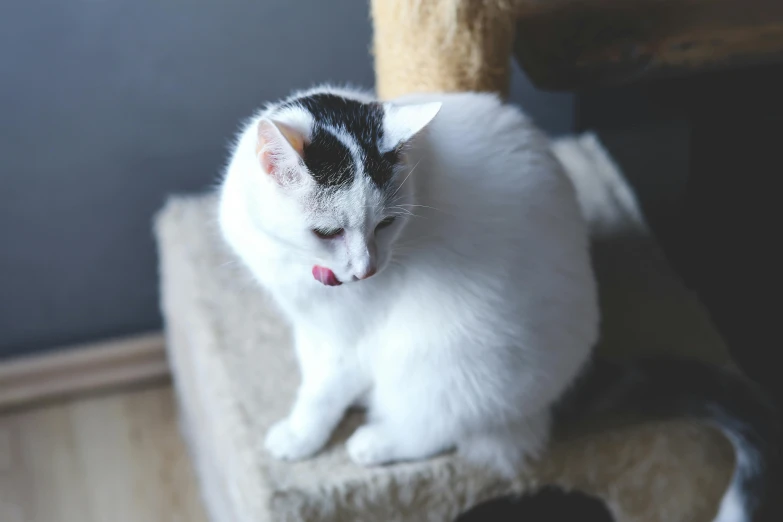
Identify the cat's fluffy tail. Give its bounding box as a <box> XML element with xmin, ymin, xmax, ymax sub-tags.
<box><xmin>555</xmin><ymin>357</ymin><xmax>781</xmax><ymax>522</ymax></box>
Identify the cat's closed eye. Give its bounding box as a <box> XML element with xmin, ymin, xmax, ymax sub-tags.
<box><xmin>376</xmin><ymin>217</ymin><xmax>396</xmax><ymax>231</ymax></box>
<box><xmin>313</xmin><ymin>227</ymin><xmax>344</xmax><ymax>239</ymax></box>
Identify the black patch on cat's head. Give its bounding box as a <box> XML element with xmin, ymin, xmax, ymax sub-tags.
<box><xmin>302</xmin><ymin>128</ymin><xmax>354</xmax><ymax>187</ymax></box>
<box><xmin>282</xmin><ymin>93</ymin><xmax>399</xmax><ymax>189</ymax></box>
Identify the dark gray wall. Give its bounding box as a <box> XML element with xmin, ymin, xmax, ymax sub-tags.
<box><xmin>0</xmin><ymin>0</ymin><xmax>573</xmax><ymax>358</ymax></box>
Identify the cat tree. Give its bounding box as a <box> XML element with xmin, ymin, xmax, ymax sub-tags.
<box><xmin>156</xmin><ymin>0</ymin><xmax>737</xmax><ymax>520</ymax></box>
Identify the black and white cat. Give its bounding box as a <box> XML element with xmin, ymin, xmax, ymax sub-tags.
<box><xmin>218</xmin><ymin>86</ymin><xmax>778</xmax><ymax>522</ymax></box>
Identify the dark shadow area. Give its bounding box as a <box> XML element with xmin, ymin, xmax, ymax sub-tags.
<box><xmin>455</xmin><ymin>486</ymin><xmax>614</xmax><ymax>522</ymax></box>
<box><xmin>577</xmin><ymin>63</ymin><xmax>783</xmax><ymax>414</ymax></box>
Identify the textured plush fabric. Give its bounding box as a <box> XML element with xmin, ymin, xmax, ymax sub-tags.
<box><xmin>156</xmin><ymin>134</ymin><xmax>735</xmax><ymax>522</ymax></box>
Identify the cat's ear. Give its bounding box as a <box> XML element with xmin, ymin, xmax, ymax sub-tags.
<box><xmin>382</xmin><ymin>102</ymin><xmax>442</xmax><ymax>150</ymax></box>
<box><xmin>256</xmin><ymin>118</ymin><xmax>307</xmax><ymax>184</ymax></box>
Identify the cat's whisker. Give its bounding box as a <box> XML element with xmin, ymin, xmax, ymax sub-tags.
<box><xmin>396</xmin><ymin>203</ymin><xmax>443</xmax><ymax>213</ymax></box>
<box><xmin>389</xmin><ymin>207</ymin><xmax>417</xmax><ymax>218</ymax></box>
<box><xmin>389</xmin><ymin>159</ymin><xmax>422</xmax><ymax>200</ymax></box>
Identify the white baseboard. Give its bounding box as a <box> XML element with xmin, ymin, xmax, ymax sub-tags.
<box><xmin>0</xmin><ymin>332</ymin><xmax>169</xmax><ymax>411</ymax></box>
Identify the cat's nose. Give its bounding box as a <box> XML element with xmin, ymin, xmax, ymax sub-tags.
<box><xmin>358</xmin><ymin>267</ymin><xmax>377</xmax><ymax>280</ymax></box>
<box><xmin>352</xmin><ymin>258</ymin><xmax>377</xmax><ymax>280</ymax></box>
<box><xmin>350</xmin><ymin>237</ymin><xmax>377</xmax><ymax>280</ymax></box>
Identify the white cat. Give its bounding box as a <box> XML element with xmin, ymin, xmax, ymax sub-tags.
<box><xmin>219</xmin><ymin>86</ymin><xmax>598</xmax><ymax>474</ymax></box>
<box><xmin>218</xmin><ymin>86</ymin><xmax>778</xmax><ymax>522</ymax></box>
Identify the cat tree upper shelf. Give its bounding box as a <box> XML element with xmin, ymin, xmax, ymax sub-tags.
<box><xmin>512</xmin><ymin>0</ymin><xmax>783</xmax><ymax>90</ymax></box>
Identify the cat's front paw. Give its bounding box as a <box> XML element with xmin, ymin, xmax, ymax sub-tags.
<box><xmin>346</xmin><ymin>424</ymin><xmax>396</xmax><ymax>466</ymax></box>
<box><xmin>264</xmin><ymin>418</ymin><xmax>326</xmax><ymax>461</ymax></box>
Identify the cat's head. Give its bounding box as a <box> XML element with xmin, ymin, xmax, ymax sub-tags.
<box><xmin>252</xmin><ymin>90</ymin><xmax>440</xmax><ymax>286</ymax></box>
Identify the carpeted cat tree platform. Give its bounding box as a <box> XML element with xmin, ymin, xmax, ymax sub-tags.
<box><xmin>156</xmin><ymin>1</ymin><xmax>737</xmax><ymax>520</ymax></box>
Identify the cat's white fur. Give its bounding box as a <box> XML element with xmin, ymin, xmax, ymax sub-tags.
<box><xmin>218</xmin><ymin>87</ymin><xmax>599</xmax><ymax>475</ymax></box>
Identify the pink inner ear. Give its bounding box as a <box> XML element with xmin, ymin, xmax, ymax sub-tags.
<box><xmin>257</xmin><ymin>122</ymin><xmax>282</xmax><ymax>177</ymax></box>
<box><xmin>259</xmin><ymin>147</ymin><xmax>277</xmax><ymax>176</ymax></box>
<box><xmin>256</xmin><ymin>119</ymin><xmax>306</xmax><ymax>179</ymax></box>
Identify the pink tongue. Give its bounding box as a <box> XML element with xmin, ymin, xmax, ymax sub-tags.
<box><xmin>312</xmin><ymin>265</ymin><xmax>341</xmax><ymax>286</ymax></box>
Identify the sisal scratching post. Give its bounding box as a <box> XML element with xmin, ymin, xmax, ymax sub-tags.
<box><xmin>371</xmin><ymin>0</ymin><xmax>521</xmax><ymax>99</ymax></box>
<box><xmin>157</xmin><ymin>135</ymin><xmax>736</xmax><ymax>522</ymax></box>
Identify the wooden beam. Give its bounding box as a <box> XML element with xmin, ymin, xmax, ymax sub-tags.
<box><xmin>513</xmin><ymin>0</ymin><xmax>783</xmax><ymax>90</ymax></box>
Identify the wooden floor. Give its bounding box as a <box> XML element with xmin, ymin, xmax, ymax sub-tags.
<box><xmin>0</xmin><ymin>384</ymin><xmax>209</xmax><ymax>522</ymax></box>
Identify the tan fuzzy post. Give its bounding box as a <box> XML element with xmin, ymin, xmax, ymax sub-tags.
<box><xmin>371</xmin><ymin>0</ymin><xmax>521</xmax><ymax>99</ymax></box>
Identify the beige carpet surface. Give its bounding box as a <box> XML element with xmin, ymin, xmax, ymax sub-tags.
<box><xmin>156</xmin><ymin>133</ymin><xmax>734</xmax><ymax>522</ymax></box>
